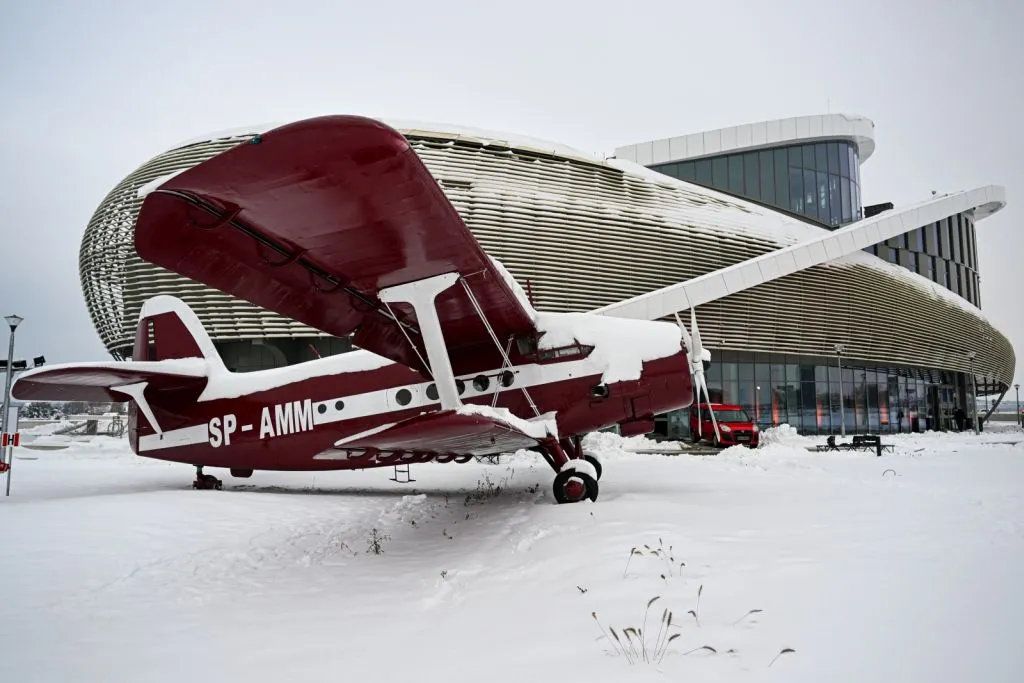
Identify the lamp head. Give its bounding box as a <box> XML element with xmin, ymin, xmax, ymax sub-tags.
<box><xmin>4</xmin><ymin>314</ymin><xmax>23</xmax><ymax>330</ymax></box>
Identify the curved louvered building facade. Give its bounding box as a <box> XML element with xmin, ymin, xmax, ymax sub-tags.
<box><xmin>80</xmin><ymin>115</ymin><xmax>1016</xmax><ymax>435</ymax></box>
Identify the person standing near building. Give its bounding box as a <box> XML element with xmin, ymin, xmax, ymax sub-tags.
<box><xmin>954</xmin><ymin>405</ymin><xmax>967</xmax><ymax>432</ymax></box>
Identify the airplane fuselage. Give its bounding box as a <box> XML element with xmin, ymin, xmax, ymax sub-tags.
<box><xmin>129</xmin><ymin>319</ymin><xmax>693</xmax><ymax>471</ymax></box>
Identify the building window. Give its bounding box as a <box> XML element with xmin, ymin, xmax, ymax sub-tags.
<box><xmin>815</xmin><ymin>143</ymin><xmax>828</xmax><ymax>171</ymax></box>
<box><xmin>712</xmin><ymin>156</ymin><xmax>728</xmax><ymax>188</ymax></box>
<box><xmin>695</xmin><ymin>159</ymin><xmax>712</xmax><ymax>185</ymax></box>
<box><xmin>829</xmin><ymin>175</ymin><xmax>841</xmax><ymax>226</ymax></box>
<box><xmin>789</xmin><ymin>167</ymin><xmax>804</xmax><ymax>213</ymax></box>
<box><xmin>828</xmin><ymin>143</ymin><xmax>841</xmax><ymax>175</ymax></box>
<box><xmin>774</xmin><ymin>150</ymin><xmax>789</xmax><ymax>208</ymax></box>
<box><xmin>744</xmin><ymin>152</ymin><xmax>759</xmax><ymax>200</ymax></box>
<box><xmin>840</xmin><ymin>179</ymin><xmax>852</xmax><ymax>223</ymax></box>
<box><xmin>728</xmin><ymin>155</ymin><xmax>743</xmax><ymax>194</ymax></box>
<box><xmin>759</xmin><ymin>150</ymin><xmax>774</xmax><ymax>201</ymax></box>
<box><xmin>804</xmin><ymin>169</ymin><xmax>817</xmax><ymax>220</ymax></box>
<box><xmin>802</xmin><ymin>144</ymin><xmax>815</xmax><ymax>169</ymax></box>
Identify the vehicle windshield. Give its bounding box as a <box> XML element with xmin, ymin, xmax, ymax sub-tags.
<box><xmin>706</xmin><ymin>409</ymin><xmax>750</xmax><ymax>422</ymax></box>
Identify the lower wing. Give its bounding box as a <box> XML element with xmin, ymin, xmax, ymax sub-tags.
<box><xmin>317</xmin><ymin>406</ymin><xmax>556</xmax><ymax>460</ymax></box>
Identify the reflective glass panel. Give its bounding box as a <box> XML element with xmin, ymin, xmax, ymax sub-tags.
<box><xmin>815</xmin><ymin>143</ymin><xmax>828</xmax><ymax>171</ymax></box>
<box><xmin>828</xmin><ymin>143</ymin><xmax>840</xmax><ymax>174</ymax></box>
<box><xmin>829</xmin><ymin>175</ymin><xmax>841</xmax><ymax>226</ymax></box>
<box><xmin>759</xmin><ymin>150</ymin><xmax>775</xmax><ymax>201</ymax></box>
<box><xmin>817</xmin><ymin>171</ymin><xmax>829</xmax><ymax>219</ymax></box>
<box><xmin>804</xmin><ymin>169</ymin><xmax>818</xmax><ymax>219</ymax></box>
<box><xmin>789</xmin><ymin>167</ymin><xmax>804</xmax><ymax>212</ymax></box>
<box><xmin>841</xmin><ymin>179</ymin><xmax>852</xmax><ymax>223</ymax></box>
<box><xmin>695</xmin><ymin>159</ymin><xmax>712</xmax><ymax>184</ymax></box>
<box><xmin>839</xmin><ymin>143</ymin><xmax>851</xmax><ymax>178</ymax></box>
<box><xmin>712</xmin><ymin>157</ymin><xmax>728</xmax><ymax>188</ymax></box>
<box><xmin>774</xmin><ymin>150</ymin><xmax>789</xmax><ymax>208</ymax></box>
<box><xmin>728</xmin><ymin>155</ymin><xmax>743</xmax><ymax>194</ymax></box>
<box><xmin>744</xmin><ymin>152</ymin><xmax>759</xmax><ymax>200</ymax></box>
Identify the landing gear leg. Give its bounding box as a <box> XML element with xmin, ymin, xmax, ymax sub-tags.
<box><xmin>192</xmin><ymin>465</ymin><xmax>222</xmax><ymax>490</ymax></box>
<box><xmin>562</xmin><ymin>435</ymin><xmax>602</xmax><ymax>481</ymax></box>
<box><xmin>542</xmin><ymin>437</ymin><xmax>599</xmax><ymax>504</ymax></box>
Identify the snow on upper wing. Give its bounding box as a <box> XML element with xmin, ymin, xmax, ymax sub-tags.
<box><xmin>135</xmin><ymin>115</ymin><xmax>538</xmax><ymax>377</ymax></box>
<box><xmin>535</xmin><ymin>312</ymin><xmax>682</xmax><ymax>384</ymax></box>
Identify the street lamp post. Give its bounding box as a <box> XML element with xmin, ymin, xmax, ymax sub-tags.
<box><xmin>967</xmin><ymin>351</ymin><xmax>979</xmax><ymax>435</ymax></box>
<box><xmin>834</xmin><ymin>344</ymin><xmax>846</xmax><ymax>437</ymax></box>
<box><xmin>1015</xmin><ymin>383</ymin><xmax>1020</xmax><ymax>428</ymax></box>
<box><xmin>2</xmin><ymin>314</ymin><xmax>24</xmax><ymax>496</ymax></box>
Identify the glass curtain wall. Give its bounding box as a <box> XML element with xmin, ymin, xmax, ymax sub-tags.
<box><xmin>650</xmin><ymin>141</ymin><xmax>862</xmax><ymax>228</ymax></box>
<box><xmin>864</xmin><ymin>211</ymin><xmax>983</xmax><ymax>307</ymax></box>
<box><xmin>685</xmin><ymin>350</ymin><xmax>964</xmax><ymax>438</ymax></box>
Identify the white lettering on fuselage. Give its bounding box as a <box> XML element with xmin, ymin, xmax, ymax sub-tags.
<box><xmin>208</xmin><ymin>400</ymin><xmax>314</xmax><ymax>447</ymax></box>
<box><xmin>208</xmin><ymin>413</ymin><xmax>237</xmax><ymax>447</ymax></box>
<box><xmin>260</xmin><ymin>399</ymin><xmax>314</xmax><ymax>439</ymax></box>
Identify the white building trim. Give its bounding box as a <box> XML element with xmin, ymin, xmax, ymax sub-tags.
<box><xmin>594</xmin><ymin>185</ymin><xmax>1006</xmax><ymax>321</ymax></box>
<box><xmin>614</xmin><ymin>113</ymin><xmax>876</xmax><ymax>167</ymax></box>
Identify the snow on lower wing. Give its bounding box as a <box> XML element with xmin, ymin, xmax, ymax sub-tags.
<box><xmin>456</xmin><ymin>403</ymin><xmax>557</xmax><ymax>440</ymax></box>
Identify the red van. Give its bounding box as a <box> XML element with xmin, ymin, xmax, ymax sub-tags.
<box><xmin>688</xmin><ymin>403</ymin><xmax>759</xmax><ymax>448</ymax></box>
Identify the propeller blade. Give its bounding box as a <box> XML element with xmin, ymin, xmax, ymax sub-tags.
<box><xmin>675</xmin><ymin>311</ymin><xmax>692</xmax><ymax>351</ymax></box>
<box><xmin>686</xmin><ymin>307</ymin><xmax>720</xmax><ymax>442</ymax></box>
<box><xmin>699</xmin><ymin>374</ymin><xmax>721</xmax><ymax>443</ymax></box>
<box><xmin>690</xmin><ymin>308</ymin><xmax>703</xmax><ymax>356</ymax></box>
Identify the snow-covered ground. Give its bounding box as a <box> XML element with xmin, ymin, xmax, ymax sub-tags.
<box><xmin>2</xmin><ymin>428</ymin><xmax>1023</xmax><ymax>682</ymax></box>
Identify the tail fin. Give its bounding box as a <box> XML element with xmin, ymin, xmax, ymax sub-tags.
<box><xmin>133</xmin><ymin>295</ymin><xmax>224</xmax><ymax>371</ymax></box>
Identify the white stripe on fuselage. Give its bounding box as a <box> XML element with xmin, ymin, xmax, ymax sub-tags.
<box><xmin>137</xmin><ymin>356</ymin><xmax>604</xmax><ymax>452</ymax></box>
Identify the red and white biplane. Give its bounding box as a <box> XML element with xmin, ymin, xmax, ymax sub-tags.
<box><xmin>13</xmin><ymin>116</ymin><xmax>720</xmax><ymax>503</ymax></box>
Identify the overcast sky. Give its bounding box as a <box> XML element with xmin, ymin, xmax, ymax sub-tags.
<box><xmin>2</xmin><ymin>0</ymin><xmax>1022</xmax><ymax>389</ymax></box>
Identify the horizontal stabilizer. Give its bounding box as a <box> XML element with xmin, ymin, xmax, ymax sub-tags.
<box><xmin>12</xmin><ymin>359</ymin><xmax>209</xmax><ymax>403</ymax></box>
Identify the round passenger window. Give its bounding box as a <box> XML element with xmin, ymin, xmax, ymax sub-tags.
<box><xmin>456</xmin><ymin>379</ymin><xmax>466</xmax><ymax>395</ymax></box>
<box><xmin>473</xmin><ymin>375</ymin><xmax>490</xmax><ymax>392</ymax></box>
<box><xmin>335</xmin><ymin>400</ymin><xmax>344</xmax><ymax>411</ymax></box>
<box><xmin>426</xmin><ymin>384</ymin><xmax>439</xmax><ymax>400</ymax></box>
<box><xmin>317</xmin><ymin>404</ymin><xmax>327</xmax><ymax>415</ymax></box>
<box><xmin>499</xmin><ymin>370</ymin><xmax>514</xmax><ymax>387</ymax></box>
<box><xmin>395</xmin><ymin>388</ymin><xmax>413</xmax><ymax>406</ymax></box>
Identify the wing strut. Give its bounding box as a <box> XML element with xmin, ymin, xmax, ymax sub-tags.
<box><xmin>379</xmin><ymin>274</ymin><xmax>463</xmax><ymax>410</ymax></box>
<box><xmin>459</xmin><ymin>277</ymin><xmax>541</xmax><ymax>417</ymax></box>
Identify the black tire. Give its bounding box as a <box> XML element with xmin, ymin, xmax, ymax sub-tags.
<box><xmin>583</xmin><ymin>454</ymin><xmax>603</xmax><ymax>481</ymax></box>
<box><xmin>553</xmin><ymin>468</ymin><xmax>599</xmax><ymax>504</ymax></box>
<box><xmin>230</xmin><ymin>468</ymin><xmax>254</xmax><ymax>478</ymax></box>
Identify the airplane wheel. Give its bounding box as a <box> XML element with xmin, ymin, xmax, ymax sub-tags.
<box><xmin>193</xmin><ymin>474</ymin><xmax>222</xmax><ymax>490</ymax></box>
<box><xmin>553</xmin><ymin>468</ymin><xmax>599</xmax><ymax>504</ymax></box>
<box><xmin>583</xmin><ymin>453</ymin><xmax>603</xmax><ymax>481</ymax></box>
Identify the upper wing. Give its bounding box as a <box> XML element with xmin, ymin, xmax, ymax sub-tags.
<box><xmin>12</xmin><ymin>360</ymin><xmax>208</xmax><ymax>403</ymax></box>
<box><xmin>135</xmin><ymin>115</ymin><xmax>537</xmax><ymax>376</ymax></box>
